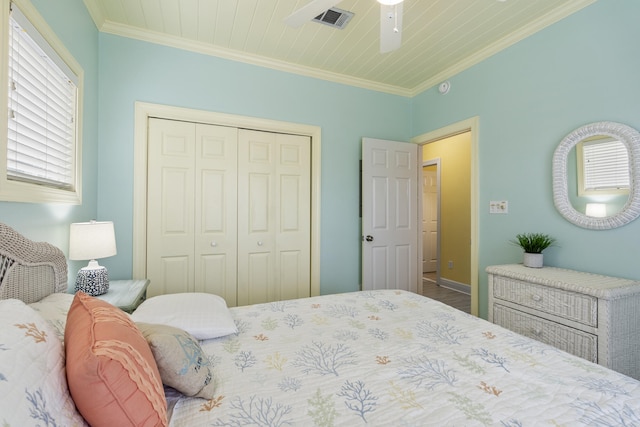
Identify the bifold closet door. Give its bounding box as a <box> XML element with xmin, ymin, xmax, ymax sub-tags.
<box><xmin>194</xmin><ymin>124</ymin><xmax>239</xmax><ymax>305</ymax></box>
<box><xmin>237</xmin><ymin>130</ymin><xmax>311</xmax><ymax>305</ymax></box>
<box><xmin>146</xmin><ymin>118</ymin><xmax>238</xmax><ymax>302</ymax></box>
<box><xmin>147</xmin><ymin>119</ymin><xmax>311</xmax><ymax>306</ymax></box>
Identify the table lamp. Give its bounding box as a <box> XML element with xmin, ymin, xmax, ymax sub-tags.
<box><xmin>69</xmin><ymin>220</ymin><xmax>117</xmax><ymax>296</ymax></box>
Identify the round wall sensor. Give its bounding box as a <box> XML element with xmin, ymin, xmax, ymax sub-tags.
<box><xmin>438</xmin><ymin>81</ymin><xmax>451</xmax><ymax>94</ymax></box>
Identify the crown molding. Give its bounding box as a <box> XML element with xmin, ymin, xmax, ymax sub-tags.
<box><xmin>99</xmin><ymin>21</ymin><xmax>413</xmax><ymax>97</ymax></box>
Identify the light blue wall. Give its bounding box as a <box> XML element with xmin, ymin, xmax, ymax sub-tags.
<box><xmin>412</xmin><ymin>0</ymin><xmax>640</xmax><ymax>317</ymax></box>
<box><xmin>0</xmin><ymin>0</ymin><xmax>99</xmax><ymax>286</ymax></box>
<box><xmin>96</xmin><ymin>35</ymin><xmax>411</xmax><ymax>294</ymax></box>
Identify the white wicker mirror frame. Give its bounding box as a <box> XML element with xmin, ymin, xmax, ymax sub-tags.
<box><xmin>552</xmin><ymin>121</ymin><xmax>640</xmax><ymax>230</ymax></box>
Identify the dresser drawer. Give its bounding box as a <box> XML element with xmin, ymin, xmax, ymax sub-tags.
<box><xmin>493</xmin><ymin>304</ymin><xmax>598</xmax><ymax>363</ymax></box>
<box><xmin>492</xmin><ymin>275</ymin><xmax>597</xmax><ymax>327</ymax></box>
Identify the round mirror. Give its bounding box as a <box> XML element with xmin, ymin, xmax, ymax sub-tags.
<box><xmin>553</xmin><ymin>121</ymin><xmax>640</xmax><ymax>230</ymax></box>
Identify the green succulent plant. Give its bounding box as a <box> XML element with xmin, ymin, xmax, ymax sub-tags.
<box><xmin>511</xmin><ymin>233</ymin><xmax>556</xmax><ymax>254</ymax></box>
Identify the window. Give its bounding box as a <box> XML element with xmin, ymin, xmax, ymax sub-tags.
<box><xmin>577</xmin><ymin>136</ymin><xmax>630</xmax><ymax>196</ymax></box>
<box><xmin>1</xmin><ymin>0</ymin><xmax>83</xmax><ymax>203</ymax></box>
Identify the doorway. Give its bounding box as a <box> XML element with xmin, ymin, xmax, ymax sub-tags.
<box><xmin>413</xmin><ymin>117</ymin><xmax>479</xmax><ymax>316</ymax></box>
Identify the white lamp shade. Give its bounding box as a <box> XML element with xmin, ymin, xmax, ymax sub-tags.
<box><xmin>69</xmin><ymin>221</ymin><xmax>117</xmax><ymax>261</ymax></box>
<box><xmin>378</xmin><ymin>0</ymin><xmax>403</xmax><ymax>5</ymax></box>
<box><xmin>585</xmin><ymin>203</ymin><xmax>607</xmax><ymax>218</ymax></box>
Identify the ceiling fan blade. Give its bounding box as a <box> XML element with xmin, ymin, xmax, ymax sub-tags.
<box><xmin>284</xmin><ymin>0</ymin><xmax>342</xmax><ymax>28</ymax></box>
<box><xmin>380</xmin><ymin>2</ymin><xmax>403</xmax><ymax>53</ymax></box>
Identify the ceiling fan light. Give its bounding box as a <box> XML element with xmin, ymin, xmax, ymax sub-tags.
<box><xmin>378</xmin><ymin>0</ymin><xmax>403</xmax><ymax>5</ymax></box>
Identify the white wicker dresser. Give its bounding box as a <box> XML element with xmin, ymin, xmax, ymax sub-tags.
<box><xmin>487</xmin><ymin>264</ymin><xmax>640</xmax><ymax>380</ymax></box>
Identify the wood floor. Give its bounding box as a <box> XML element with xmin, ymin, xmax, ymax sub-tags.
<box><xmin>420</xmin><ymin>273</ymin><xmax>471</xmax><ymax>314</ymax></box>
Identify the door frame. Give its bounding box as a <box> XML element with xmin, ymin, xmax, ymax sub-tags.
<box><xmin>412</xmin><ymin>116</ymin><xmax>479</xmax><ymax>316</ymax></box>
<box><xmin>131</xmin><ymin>102</ymin><xmax>322</xmax><ymax>297</ymax></box>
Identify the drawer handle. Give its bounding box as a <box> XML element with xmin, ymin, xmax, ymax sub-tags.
<box><xmin>531</xmin><ymin>328</ymin><xmax>543</xmax><ymax>336</ymax></box>
<box><xmin>531</xmin><ymin>294</ymin><xmax>542</xmax><ymax>302</ymax></box>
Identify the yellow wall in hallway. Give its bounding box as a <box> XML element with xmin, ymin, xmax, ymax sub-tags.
<box><xmin>423</xmin><ymin>132</ymin><xmax>471</xmax><ymax>286</ymax></box>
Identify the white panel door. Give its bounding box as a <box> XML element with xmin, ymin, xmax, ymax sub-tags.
<box><xmin>237</xmin><ymin>130</ymin><xmax>311</xmax><ymax>305</ymax></box>
<box><xmin>362</xmin><ymin>138</ymin><xmax>418</xmax><ymax>292</ymax></box>
<box><xmin>147</xmin><ymin>118</ymin><xmax>196</xmax><ymax>297</ymax></box>
<box><xmin>194</xmin><ymin>124</ymin><xmax>239</xmax><ymax>305</ymax></box>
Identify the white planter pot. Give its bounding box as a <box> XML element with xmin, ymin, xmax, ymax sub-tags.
<box><xmin>523</xmin><ymin>252</ymin><xmax>543</xmax><ymax>268</ymax></box>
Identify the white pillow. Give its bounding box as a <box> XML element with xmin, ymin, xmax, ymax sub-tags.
<box><xmin>0</xmin><ymin>299</ymin><xmax>86</xmax><ymax>426</ymax></box>
<box><xmin>131</xmin><ymin>293</ymin><xmax>238</xmax><ymax>340</ymax></box>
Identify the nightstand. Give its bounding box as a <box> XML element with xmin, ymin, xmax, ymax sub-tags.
<box><xmin>94</xmin><ymin>279</ymin><xmax>150</xmax><ymax>313</ymax></box>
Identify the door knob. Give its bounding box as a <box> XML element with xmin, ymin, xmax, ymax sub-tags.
<box><xmin>364</xmin><ymin>235</ymin><xmax>374</xmax><ymax>242</ymax></box>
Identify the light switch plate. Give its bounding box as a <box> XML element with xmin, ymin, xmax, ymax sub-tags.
<box><xmin>490</xmin><ymin>200</ymin><xmax>508</xmax><ymax>214</ymax></box>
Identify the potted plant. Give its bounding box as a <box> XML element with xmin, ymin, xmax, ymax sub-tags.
<box><xmin>511</xmin><ymin>233</ymin><xmax>556</xmax><ymax>268</ymax></box>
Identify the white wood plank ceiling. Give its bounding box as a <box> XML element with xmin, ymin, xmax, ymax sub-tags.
<box><xmin>82</xmin><ymin>0</ymin><xmax>595</xmax><ymax>96</ymax></box>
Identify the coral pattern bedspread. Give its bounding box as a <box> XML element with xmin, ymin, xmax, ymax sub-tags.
<box><xmin>166</xmin><ymin>290</ymin><xmax>640</xmax><ymax>426</ymax></box>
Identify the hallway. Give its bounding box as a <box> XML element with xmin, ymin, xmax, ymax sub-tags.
<box><xmin>420</xmin><ymin>273</ymin><xmax>470</xmax><ymax>313</ymax></box>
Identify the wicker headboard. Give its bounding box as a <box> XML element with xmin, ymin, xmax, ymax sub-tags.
<box><xmin>0</xmin><ymin>222</ymin><xmax>68</xmax><ymax>303</ymax></box>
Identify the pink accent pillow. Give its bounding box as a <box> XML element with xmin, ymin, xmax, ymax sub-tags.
<box><xmin>65</xmin><ymin>292</ymin><xmax>167</xmax><ymax>426</ymax></box>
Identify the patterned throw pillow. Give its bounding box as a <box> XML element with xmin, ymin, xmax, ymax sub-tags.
<box><xmin>65</xmin><ymin>292</ymin><xmax>167</xmax><ymax>427</ymax></box>
<box><xmin>137</xmin><ymin>323</ymin><xmax>216</xmax><ymax>399</ymax></box>
<box><xmin>0</xmin><ymin>299</ymin><xmax>86</xmax><ymax>426</ymax></box>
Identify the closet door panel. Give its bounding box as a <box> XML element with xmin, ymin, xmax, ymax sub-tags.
<box><xmin>199</xmin><ymin>254</ymin><xmax>235</xmax><ymax>304</ymax></box>
<box><xmin>248</xmin><ymin>173</ymin><xmax>271</xmax><ymax>231</ymax></box>
<box><xmin>238</xmin><ymin>130</ymin><xmax>311</xmax><ymax>305</ymax></box>
<box><xmin>158</xmin><ymin>256</ymin><xmax>191</xmax><ymax>294</ymax></box>
<box><xmin>247</xmin><ymin>252</ymin><xmax>272</xmax><ymax>305</ymax></box>
<box><xmin>162</xmin><ymin>169</ymin><xmax>191</xmax><ymax>234</ymax></box>
<box><xmin>195</xmin><ymin>124</ymin><xmax>238</xmax><ymax>305</ymax></box>
<box><xmin>200</xmin><ymin>171</ymin><xmax>225</xmax><ymax>231</ymax></box>
<box><xmin>276</xmin><ymin>134</ymin><xmax>311</xmax><ymax>300</ymax></box>
<box><xmin>147</xmin><ymin>118</ymin><xmax>196</xmax><ymax>297</ymax></box>
<box><xmin>279</xmin><ymin>250</ymin><xmax>303</xmax><ymax>301</ymax></box>
<box><xmin>245</xmin><ymin>171</ymin><xmax>274</xmax><ymax>303</ymax></box>
<box><xmin>238</xmin><ymin>130</ymin><xmax>276</xmax><ymax>305</ymax></box>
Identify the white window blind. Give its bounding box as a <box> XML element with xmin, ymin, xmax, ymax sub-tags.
<box><xmin>582</xmin><ymin>138</ymin><xmax>629</xmax><ymax>192</ymax></box>
<box><xmin>7</xmin><ymin>5</ymin><xmax>77</xmax><ymax>190</ymax></box>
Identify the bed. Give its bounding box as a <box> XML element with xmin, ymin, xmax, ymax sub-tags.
<box><xmin>2</xmin><ymin>221</ymin><xmax>640</xmax><ymax>426</ymax></box>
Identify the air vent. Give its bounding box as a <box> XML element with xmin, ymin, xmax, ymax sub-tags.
<box><xmin>313</xmin><ymin>8</ymin><xmax>354</xmax><ymax>29</ymax></box>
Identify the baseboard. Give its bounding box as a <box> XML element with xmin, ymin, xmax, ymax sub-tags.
<box><xmin>437</xmin><ymin>278</ymin><xmax>471</xmax><ymax>295</ymax></box>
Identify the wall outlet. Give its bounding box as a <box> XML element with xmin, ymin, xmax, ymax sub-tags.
<box><xmin>489</xmin><ymin>200</ymin><xmax>509</xmax><ymax>214</ymax></box>
<box><xmin>448</xmin><ymin>260</ymin><xmax>453</xmax><ymax>269</ymax></box>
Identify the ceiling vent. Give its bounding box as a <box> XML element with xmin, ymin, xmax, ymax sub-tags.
<box><xmin>313</xmin><ymin>8</ymin><xmax>354</xmax><ymax>29</ymax></box>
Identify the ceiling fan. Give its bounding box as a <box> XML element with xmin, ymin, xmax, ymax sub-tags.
<box><xmin>284</xmin><ymin>0</ymin><xmax>404</xmax><ymax>53</ymax></box>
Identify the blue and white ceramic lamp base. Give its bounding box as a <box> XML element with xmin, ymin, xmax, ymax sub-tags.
<box><xmin>75</xmin><ymin>266</ymin><xmax>110</xmax><ymax>296</ymax></box>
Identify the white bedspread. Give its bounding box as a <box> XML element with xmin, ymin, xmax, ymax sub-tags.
<box><xmin>166</xmin><ymin>290</ymin><xmax>640</xmax><ymax>426</ymax></box>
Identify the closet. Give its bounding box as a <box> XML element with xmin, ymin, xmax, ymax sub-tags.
<box><xmin>146</xmin><ymin>118</ymin><xmax>311</xmax><ymax>306</ymax></box>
